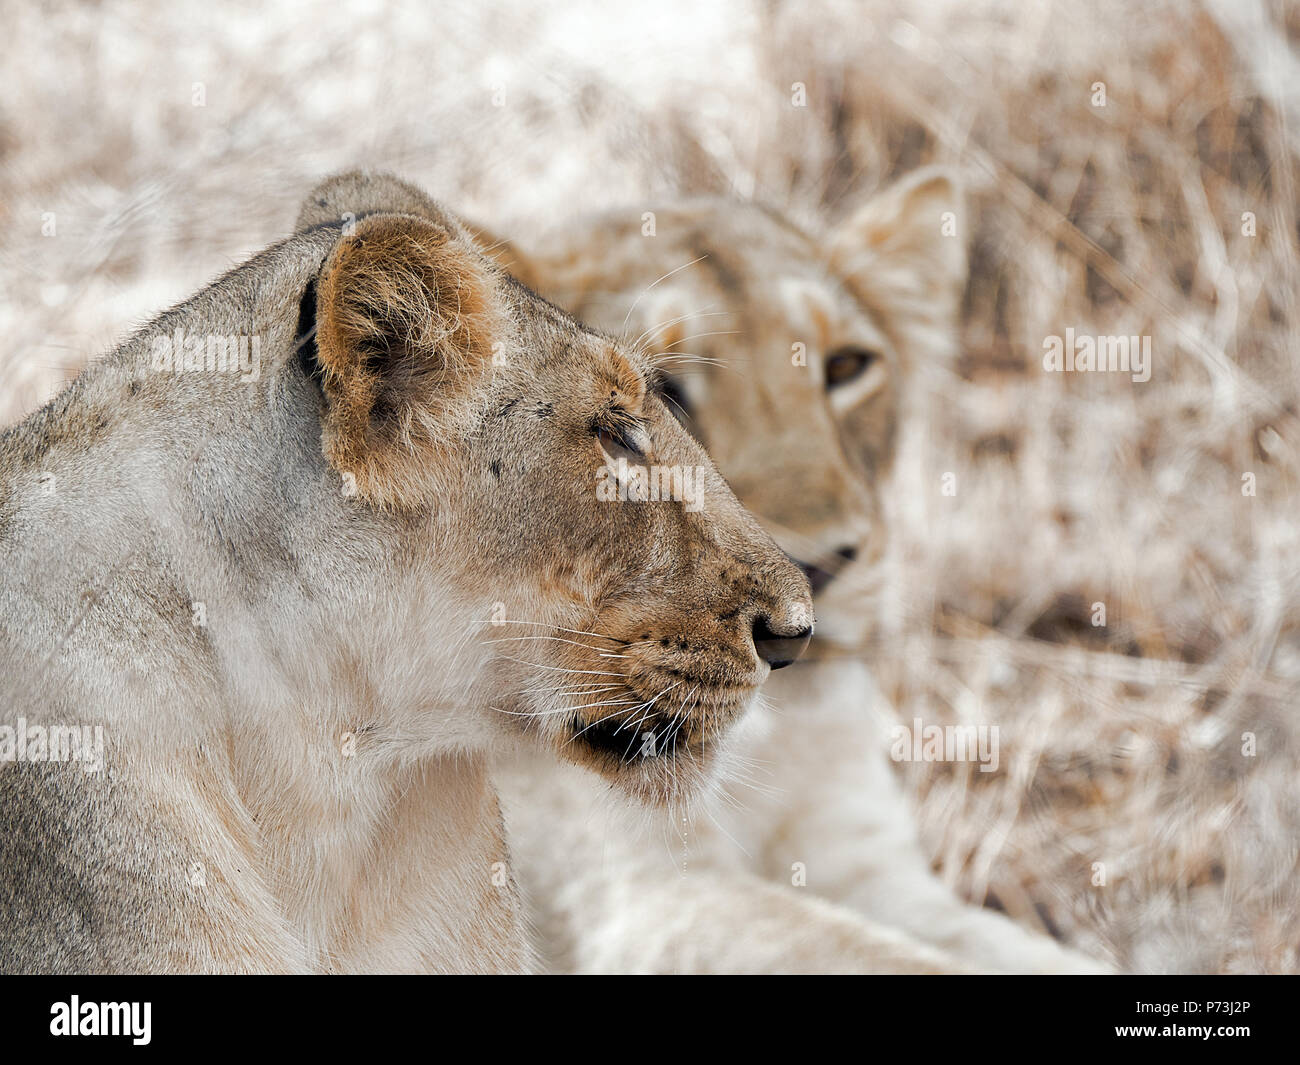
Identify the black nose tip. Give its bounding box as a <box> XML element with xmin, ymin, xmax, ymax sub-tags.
<box><xmin>752</xmin><ymin>616</ymin><xmax>814</xmax><ymax>669</ymax></box>
<box><xmin>791</xmin><ymin>546</ymin><xmax>857</xmax><ymax>596</ymax></box>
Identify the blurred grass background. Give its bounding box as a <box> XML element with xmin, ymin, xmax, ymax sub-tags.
<box><xmin>1</xmin><ymin>0</ymin><xmax>1297</xmax><ymax>972</ymax></box>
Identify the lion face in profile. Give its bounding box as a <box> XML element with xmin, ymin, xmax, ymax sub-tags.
<box><xmin>297</xmin><ymin>173</ymin><xmax>813</xmax><ymax>804</ymax></box>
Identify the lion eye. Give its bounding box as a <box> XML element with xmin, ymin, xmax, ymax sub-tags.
<box><xmin>824</xmin><ymin>346</ymin><xmax>879</xmax><ymax>389</ymax></box>
<box><xmin>596</xmin><ymin>425</ymin><xmax>647</xmax><ymax>463</ymax></box>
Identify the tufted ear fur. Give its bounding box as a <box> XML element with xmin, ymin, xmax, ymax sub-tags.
<box><xmin>297</xmin><ymin>170</ymin><xmax>456</xmax><ymax>234</ymax></box>
<box><xmin>828</xmin><ymin>167</ymin><xmax>967</xmax><ymax>364</ymax></box>
<box><xmin>312</xmin><ymin>212</ymin><xmax>501</xmax><ymax>509</ymax></box>
<box><xmin>297</xmin><ymin>170</ymin><xmax>539</xmax><ymax>290</ymax></box>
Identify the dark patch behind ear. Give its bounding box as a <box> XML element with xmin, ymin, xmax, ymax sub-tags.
<box><xmin>294</xmin><ymin>279</ymin><xmax>321</xmax><ymax>385</ymax></box>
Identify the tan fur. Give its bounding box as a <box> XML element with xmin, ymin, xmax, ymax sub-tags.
<box><xmin>315</xmin><ymin>215</ymin><xmax>500</xmax><ymax>508</ymax></box>
<box><xmin>488</xmin><ymin>172</ymin><xmax>1109</xmax><ymax>973</ymax></box>
<box><xmin>0</xmin><ymin>172</ymin><xmax>812</xmax><ymax>973</ymax></box>
<box><xmin>476</xmin><ymin>173</ymin><xmax>966</xmax><ymax>636</ymax></box>
<box><xmin>296</xmin><ymin>171</ymin><xmax>816</xmax><ymax>806</ymax></box>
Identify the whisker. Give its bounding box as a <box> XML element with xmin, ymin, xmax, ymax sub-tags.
<box><xmin>620</xmin><ymin>254</ymin><xmax>710</xmax><ymax>335</ymax></box>
<box><xmin>652</xmin><ymin>353</ymin><xmax>727</xmax><ymax>367</ymax></box>
<box><xmin>494</xmin><ymin>696</ymin><xmax>639</xmax><ymax>719</ymax></box>
<box><xmin>487</xmin><ymin>617</ymin><xmax>631</xmax><ymax>646</ymax></box>
<box><xmin>630</xmin><ymin>308</ymin><xmax>726</xmax><ymax>350</ymax></box>
<box><xmin>496</xmin><ymin>655</ymin><xmax>625</xmax><ymax>678</ymax></box>
<box><xmin>484</xmin><ymin>634</ymin><xmax>626</xmax><ymax>656</ymax></box>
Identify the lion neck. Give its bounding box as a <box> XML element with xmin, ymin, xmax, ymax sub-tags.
<box><xmin>0</xmin><ymin>308</ymin><xmax>523</xmax><ymax>970</ymax></box>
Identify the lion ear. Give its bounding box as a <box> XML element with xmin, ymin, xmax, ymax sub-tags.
<box><xmin>313</xmin><ymin>212</ymin><xmax>500</xmax><ymax>509</ymax></box>
<box><xmin>828</xmin><ymin>167</ymin><xmax>968</xmax><ymax>360</ymax></box>
<box><xmin>296</xmin><ymin>170</ymin><xmax>540</xmax><ymax>291</ymax></box>
<box><xmin>297</xmin><ymin>170</ymin><xmax>459</xmax><ymax>234</ymax></box>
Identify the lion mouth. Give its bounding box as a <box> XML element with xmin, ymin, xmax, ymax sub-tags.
<box><xmin>569</xmin><ymin>711</ymin><xmax>693</xmax><ymax>764</ymax></box>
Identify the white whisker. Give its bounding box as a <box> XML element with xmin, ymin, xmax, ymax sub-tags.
<box><xmin>620</xmin><ymin>255</ymin><xmax>711</xmax><ymax>335</ymax></box>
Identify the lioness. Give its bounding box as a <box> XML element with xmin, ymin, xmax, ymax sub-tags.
<box><xmin>484</xmin><ymin>171</ymin><xmax>1110</xmax><ymax>972</ymax></box>
<box><xmin>0</xmin><ymin>178</ymin><xmax>812</xmax><ymax>973</ymax></box>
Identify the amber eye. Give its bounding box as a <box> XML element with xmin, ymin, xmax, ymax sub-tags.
<box><xmin>824</xmin><ymin>346</ymin><xmax>879</xmax><ymax>389</ymax></box>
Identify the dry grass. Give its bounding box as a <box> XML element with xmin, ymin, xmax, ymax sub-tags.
<box><xmin>2</xmin><ymin>0</ymin><xmax>1297</xmax><ymax>972</ymax></box>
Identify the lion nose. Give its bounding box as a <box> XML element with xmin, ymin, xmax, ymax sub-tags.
<box><xmin>752</xmin><ymin>614</ymin><xmax>813</xmax><ymax>670</ymax></box>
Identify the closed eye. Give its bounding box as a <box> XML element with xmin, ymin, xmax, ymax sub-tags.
<box><xmin>824</xmin><ymin>346</ymin><xmax>879</xmax><ymax>390</ymax></box>
<box><xmin>596</xmin><ymin>424</ymin><xmax>647</xmax><ymax>463</ymax></box>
